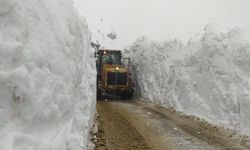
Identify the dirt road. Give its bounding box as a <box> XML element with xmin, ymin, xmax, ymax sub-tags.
<box><xmin>94</xmin><ymin>99</ymin><xmax>250</xmax><ymax>150</ymax></box>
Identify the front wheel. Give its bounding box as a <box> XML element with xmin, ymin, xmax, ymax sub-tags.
<box><xmin>97</xmin><ymin>91</ymin><xmax>103</xmax><ymax>100</ymax></box>
<box><xmin>121</xmin><ymin>91</ymin><xmax>133</xmax><ymax>99</ymax></box>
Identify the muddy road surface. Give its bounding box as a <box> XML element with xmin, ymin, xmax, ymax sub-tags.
<box><xmin>94</xmin><ymin>99</ymin><xmax>250</xmax><ymax>150</ymax></box>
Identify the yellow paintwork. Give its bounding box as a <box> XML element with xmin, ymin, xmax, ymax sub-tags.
<box><xmin>103</xmin><ymin>64</ymin><xmax>128</xmax><ymax>73</ymax></box>
<box><xmin>101</xmin><ymin>64</ymin><xmax>129</xmax><ymax>90</ymax></box>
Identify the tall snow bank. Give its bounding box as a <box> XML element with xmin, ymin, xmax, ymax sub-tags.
<box><xmin>128</xmin><ymin>25</ymin><xmax>250</xmax><ymax>136</ymax></box>
<box><xmin>0</xmin><ymin>0</ymin><xmax>96</xmax><ymax>149</ymax></box>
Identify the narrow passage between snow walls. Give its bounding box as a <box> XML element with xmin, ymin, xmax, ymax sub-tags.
<box><xmin>0</xmin><ymin>0</ymin><xmax>96</xmax><ymax>150</ymax></box>
<box><xmin>127</xmin><ymin>25</ymin><xmax>250</xmax><ymax>138</ymax></box>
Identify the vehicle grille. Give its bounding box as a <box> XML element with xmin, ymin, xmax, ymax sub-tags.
<box><xmin>107</xmin><ymin>72</ymin><xmax>127</xmax><ymax>85</ymax></box>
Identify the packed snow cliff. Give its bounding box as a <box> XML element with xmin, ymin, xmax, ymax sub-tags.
<box><xmin>0</xmin><ymin>0</ymin><xmax>96</xmax><ymax>150</ymax></box>
<box><xmin>128</xmin><ymin>25</ymin><xmax>250</xmax><ymax>136</ymax></box>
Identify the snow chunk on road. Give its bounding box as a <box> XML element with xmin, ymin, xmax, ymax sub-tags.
<box><xmin>128</xmin><ymin>25</ymin><xmax>250</xmax><ymax>137</ymax></box>
<box><xmin>0</xmin><ymin>0</ymin><xmax>96</xmax><ymax>150</ymax></box>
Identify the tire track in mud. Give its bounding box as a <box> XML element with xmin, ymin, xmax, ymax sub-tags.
<box><xmin>96</xmin><ymin>100</ymin><xmax>250</xmax><ymax>150</ymax></box>
<box><xmin>97</xmin><ymin>101</ymin><xmax>151</xmax><ymax>150</ymax></box>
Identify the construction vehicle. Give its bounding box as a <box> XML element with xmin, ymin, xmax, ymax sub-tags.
<box><xmin>94</xmin><ymin>49</ymin><xmax>134</xmax><ymax>99</ymax></box>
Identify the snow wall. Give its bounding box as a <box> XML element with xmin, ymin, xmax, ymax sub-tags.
<box><xmin>128</xmin><ymin>25</ymin><xmax>250</xmax><ymax>136</ymax></box>
<box><xmin>0</xmin><ymin>0</ymin><xmax>96</xmax><ymax>150</ymax></box>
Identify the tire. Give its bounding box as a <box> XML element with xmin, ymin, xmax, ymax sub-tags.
<box><xmin>121</xmin><ymin>92</ymin><xmax>133</xmax><ymax>100</ymax></box>
<box><xmin>97</xmin><ymin>91</ymin><xmax>103</xmax><ymax>100</ymax></box>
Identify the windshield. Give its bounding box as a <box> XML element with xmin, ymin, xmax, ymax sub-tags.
<box><xmin>101</xmin><ymin>52</ymin><xmax>121</xmax><ymax>65</ymax></box>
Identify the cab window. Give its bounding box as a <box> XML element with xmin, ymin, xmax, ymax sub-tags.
<box><xmin>102</xmin><ymin>53</ymin><xmax>121</xmax><ymax>65</ymax></box>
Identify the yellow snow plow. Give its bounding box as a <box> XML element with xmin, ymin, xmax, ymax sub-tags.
<box><xmin>95</xmin><ymin>49</ymin><xmax>134</xmax><ymax>99</ymax></box>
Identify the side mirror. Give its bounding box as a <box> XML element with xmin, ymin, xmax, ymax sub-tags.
<box><xmin>122</xmin><ymin>58</ymin><xmax>131</xmax><ymax>68</ymax></box>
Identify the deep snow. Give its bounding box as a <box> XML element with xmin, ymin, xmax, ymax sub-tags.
<box><xmin>0</xmin><ymin>0</ymin><xmax>96</xmax><ymax>150</ymax></box>
<box><xmin>128</xmin><ymin>25</ymin><xmax>250</xmax><ymax>136</ymax></box>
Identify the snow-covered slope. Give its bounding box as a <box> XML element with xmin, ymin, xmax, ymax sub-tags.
<box><xmin>128</xmin><ymin>25</ymin><xmax>250</xmax><ymax>136</ymax></box>
<box><xmin>0</xmin><ymin>0</ymin><xmax>96</xmax><ymax>150</ymax></box>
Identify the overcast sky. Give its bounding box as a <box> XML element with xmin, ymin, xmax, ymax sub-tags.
<box><xmin>74</xmin><ymin>0</ymin><xmax>250</xmax><ymax>49</ymax></box>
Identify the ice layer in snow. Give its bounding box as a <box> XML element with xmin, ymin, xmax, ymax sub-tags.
<box><xmin>128</xmin><ymin>25</ymin><xmax>250</xmax><ymax>136</ymax></box>
<box><xmin>0</xmin><ymin>0</ymin><xmax>96</xmax><ymax>149</ymax></box>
